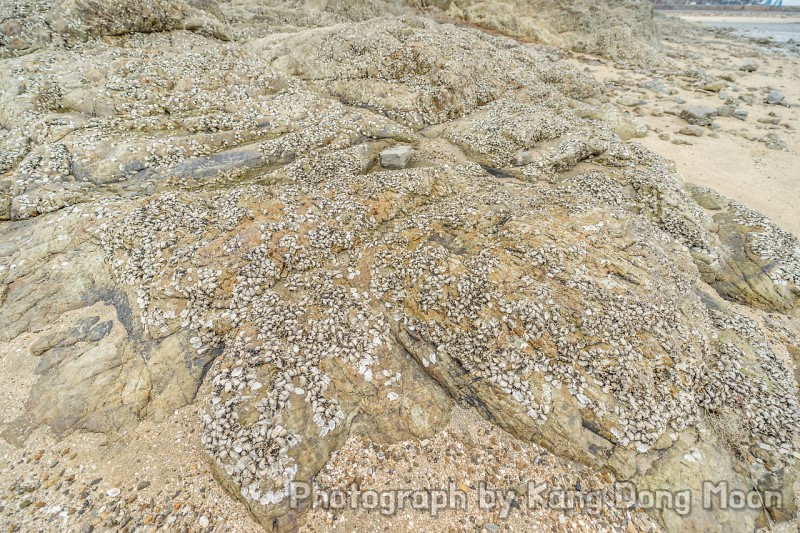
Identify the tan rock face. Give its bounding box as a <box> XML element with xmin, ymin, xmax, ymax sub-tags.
<box><xmin>412</xmin><ymin>0</ymin><xmax>662</xmax><ymax>63</ymax></box>
<box><xmin>0</xmin><ymin>2</ymin><xmax>799</xmax><ymax>532</ymax></box>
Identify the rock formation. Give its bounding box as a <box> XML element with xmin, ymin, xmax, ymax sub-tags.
<box><xmin>1</xmin><ymin>1</ymin><xmax>798</xmax><ymax>532</ymax></box>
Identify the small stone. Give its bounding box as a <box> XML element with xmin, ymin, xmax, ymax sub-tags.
<box><xmin>679</xmin><ymin>106</ymin><xmax>718</xmax><ymax>126</ymax></box>
<box><xmin>702</xmin><ymin>80</ymin><xmax>725</xmax><ymax>93</ymax></box>
<box><xmin>717</xmin><ymin>105</ymin><xmax>736</xmax><ymax>118</ymax></box>
<box><xmin>762</xmin><ymin>133</ymin><xmax>786</xmax><ymax>151</ymax></box>
<box><xmin>739</xmin><ymin>60</ymin><xmax>759</xmax><ymax>72</ymax></box>
<box><xmin>639</xmin><ymin>79</ymin><xmax>672</xmax><ymax>95</ymax></box>
<box><xmin>733</xmin><ymin>109</ymin><xmax>748</xmax><ymax>121</ymax></box>
<box><xmin>679</xmin><ymin>125</ymin><xmax>704</xmax><ymax>137</ymax></box>
<box><xmin>106</xmin><ymin>488</ymin><xmax>121</xmax><ymax>498</ymax></box>
<box><xmin>135</xmin><ymin>481</ymin><xmax>150</xmax><ymax>491</ymax></box>
<box><xmin>380</xmin><ymin>146</ymin><xmax>414</xmax><ymax>170</ymax></box>
<box><xmin>765</xmin><ymin>91</ymin><xmax>785</xmax><ymax>105</ymax></box>
<box><xmin>618</xmin><ymin>95</ymin><xmax>643</xmax><ymax>107</ymax></box>
<box><xmin>758</xmin><ymin>116</ymin><xmax>781</xmax><ymax>125</ymax></box>
<box><xmin>738</xmin><ymin>94</ymin><xmax>756</xmax><ymax>105</ymax></box>
<box><xmin>199</xmin><ymin>516</ymin><xmax>209</xmax><ymax>528</ymax></box>
<box><xmin>484</xmin><ymin>524</ymin><xmax>500</xmax><ymax>532</ymax></box>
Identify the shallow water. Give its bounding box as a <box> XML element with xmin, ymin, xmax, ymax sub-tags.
<box><xmin>699</xmin><ymin>20</ymin><xmax>800</xmax><ymax>43</ymax></box>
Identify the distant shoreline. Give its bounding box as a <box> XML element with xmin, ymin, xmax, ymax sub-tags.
<box><xmin>674</xmin><ymin>14</ymin><xmax>800</xmax><ymax>24</ymax></box>
<box><xmin>654</xmin><ymin>5</ymin><xmax>800</xmax><ymax>14</ymax></box>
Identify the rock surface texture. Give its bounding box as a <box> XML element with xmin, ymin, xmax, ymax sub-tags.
<box><xmin>0</xmin><ymin>1</ymin><xmax>799</xmax><ymax>532</ymax></box>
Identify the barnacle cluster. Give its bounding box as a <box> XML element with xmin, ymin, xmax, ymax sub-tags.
<box><xmin>99</xmin><ymin>148</ymin><xmax>799</xmax><ymax>509</ymax></box>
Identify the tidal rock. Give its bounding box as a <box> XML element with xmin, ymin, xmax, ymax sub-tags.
<box><xmin>1</xmin><ymin>3</ymin><xmax>799</xmax><ymax>533</ymax></box>
<box><xmin>51</xmin><ymin>0</ymin><xmax>231</xmax><ymax>42</ymax></box>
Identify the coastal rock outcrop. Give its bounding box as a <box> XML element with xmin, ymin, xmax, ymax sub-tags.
<box><xmin>1</xmin><ymin>1</ymin><xmax>798</xmax><ymax>532</ymax></box>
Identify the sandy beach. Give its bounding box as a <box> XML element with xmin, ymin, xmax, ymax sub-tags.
<box><xmin>570</xmin><ymin>14</ymin><xmax>800</xmax><ymax>237</ymax></box>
